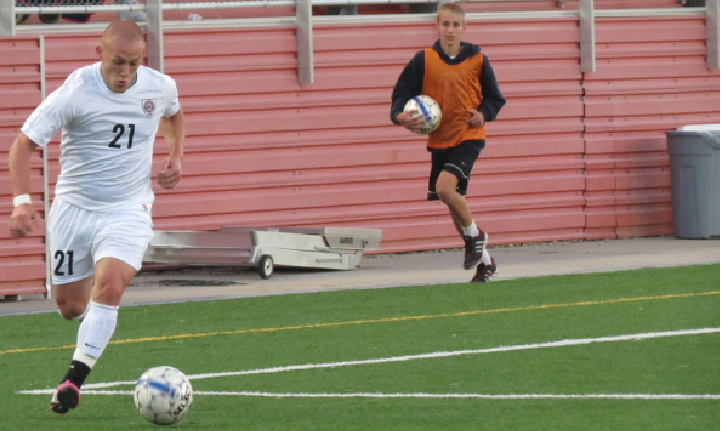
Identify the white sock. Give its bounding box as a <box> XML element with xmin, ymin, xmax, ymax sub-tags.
<box><xmin>72</xmin><ymin>348</ymin><xmax>99</xmax><ymax>368</ymax></box>
<box><xmin>462</xmin><ymin>222</ymin><xmax>479</xmax><ymax>238</ymax></box>
<box><xmin>76</xmin><ymin>300</ymin><xmax>119</xmax><ymax>362</ymax></box>
<box><xmin>482</xmin><ymin>249</ymin><xmax>491</xmax><ymax>265</ymax></box>
<box><xmin>78</xmin><ymin>301</ymin><xmax>91</xmax><ymax>320</ymax></box>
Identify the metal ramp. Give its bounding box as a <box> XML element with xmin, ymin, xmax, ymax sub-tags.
<box><xmin>142</xmin><ymin>226</ymin><xmax>382</xmax><ymax>279</ymax></box>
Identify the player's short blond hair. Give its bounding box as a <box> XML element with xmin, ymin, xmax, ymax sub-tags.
<box><xmin>436</xmin><ymin>2</ymin><xmax>466</xmax><ymax>22</ymax></box>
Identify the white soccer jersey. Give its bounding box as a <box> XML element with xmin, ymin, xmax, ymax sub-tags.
<box><xmin>22</xmin><ymin>63</ymin><xmax>180</xmax><ymax>211</ymax></box>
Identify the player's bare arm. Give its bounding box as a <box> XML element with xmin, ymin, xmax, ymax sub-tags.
<box><xmin>157</xmin><ymin>109</ymin><xmax>185</xmax><ymax>190</ymax></box>
<box><xmin>8</xmin><ymin>133</ymin><xmax>41</xmax><ymax>238</ymax></box>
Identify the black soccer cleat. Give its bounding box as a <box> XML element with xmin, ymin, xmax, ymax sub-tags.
<box><xmin>471</xmin><ymin>257</ymin><xmax>498</xmax><ymax>282</ymax></box>
<box><xmin>49</xmin><ymin>380</ymin><xmax>80</xmax><ymax>417</ymax></box>
<box><xmin>463</xmin><ymin>231</ymin><xmax>487</xmax><ymax>270</ymax></box>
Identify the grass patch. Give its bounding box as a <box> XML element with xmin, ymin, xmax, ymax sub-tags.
<box><xmin>0</xmin><ymin>264</ymin><xmax>719</xmax><ymax>431</ymax></box>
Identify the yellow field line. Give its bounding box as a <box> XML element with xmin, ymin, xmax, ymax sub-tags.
<box><xmin>1</xmin><ymin>291</ymin><xmax>718</xmax><ymax>356</ymax></box>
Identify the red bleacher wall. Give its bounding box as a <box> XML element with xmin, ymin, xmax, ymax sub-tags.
<box><xmin>0</xmin><ymin>7</ymin><xmax>719</xmax><ymax>295</ymax></box>
<box><xmin>0</xmin><ymin>37</ymin><xmax>46</xmax><ymax>295</ymax></box>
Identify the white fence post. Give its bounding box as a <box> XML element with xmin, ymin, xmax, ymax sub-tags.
<box><xmin>147</xmin><ymin>0</ymin><xmax>164</xmax><ymax>73</ymax></box>
<box><xmin>0</xmin><ymin>0</ymin><xmax>16</xmax><ymax>37</ymax></box>
<box><xmin>297</xmin><ymin>0</ymin><xmax>314</xmax><ymax>84</ymax></box>
<box><xmin>580</xmin><ymin>0</ymin><xmax>596</xmax><ymax>73</ymax></box>
<box><xmin>706</xmin><ymin>0</ymin><xmax>719</xmax><ymax>70</ymax></box>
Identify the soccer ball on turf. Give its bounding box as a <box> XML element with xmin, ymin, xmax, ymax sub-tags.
<box><xmin>134</xmin><ymin>366</ymin><xmax>193</xmax><ymax>425</ymax></box>
<box><xmin>403</xmin><ymin>95</ymin><xmax>442</xmax><ymax>134</ymax></box>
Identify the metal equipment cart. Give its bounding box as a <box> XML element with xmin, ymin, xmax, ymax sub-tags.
<box><xmin>142</xmin><ymin>226</ymin><xmax>382</xmax><ymax>279</ymax></box>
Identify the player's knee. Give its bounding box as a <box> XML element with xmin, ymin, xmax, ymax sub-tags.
<box><xmin>435</xmin><ymin>173</ymin><xmax>459</xmax><ymax>204</ymax></box>
<box><xmin>56</xmin><ymin>299</ymin><xmax>86</xmax><ymax>320</ymax></box>
<box><xmin>436</xmin><ymin>185</ymin><xmax>456</xmax><ymax>204</ymax></box>
<box><xmin>93</xmin><ymin>276</ymin><xmax>127</xmax><ymax>305</ymax></box>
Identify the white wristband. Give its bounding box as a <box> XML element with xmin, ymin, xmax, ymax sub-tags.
<box><xmin>13</xmin><ymin>194</ymin><xmax>32</xmax><ymax>207</ymax></box>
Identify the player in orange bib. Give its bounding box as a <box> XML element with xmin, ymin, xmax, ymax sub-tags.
<box><xmin>391</xmin><ymin>3</ymin><xmax>506</xmax><ymax>282</ymax></box>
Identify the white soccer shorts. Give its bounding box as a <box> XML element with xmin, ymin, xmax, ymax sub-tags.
<box><xmin>48</xmin><ymin>197</ymin><xmax>154</xmax><ymax>285</ymax></box>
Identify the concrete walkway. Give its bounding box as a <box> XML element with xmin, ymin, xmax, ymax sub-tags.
<box><xmin>0</xmin><ymin>237</ymin><xmax>718</xmax><ymax>316</ymax></box>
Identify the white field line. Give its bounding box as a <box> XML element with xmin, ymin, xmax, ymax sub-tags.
<box><xmin>17</xmin><ymin>327</ymin><xmax>720</xmax><ymax>398</ymax></box>
<box><xmin>16</xmin><ymin>390</ymin><xmax>721</xmax><ymax>400</ymax></box>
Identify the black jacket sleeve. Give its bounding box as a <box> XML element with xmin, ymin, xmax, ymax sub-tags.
<box><xmin>390</xmin><ymin>50</ymin><xmax>425</xmax><ymax>124</ymax></box>
<box><xmin>477</xmin><ymin>54</ymin><xmax>506</xmax><ymax>123</ymax></box>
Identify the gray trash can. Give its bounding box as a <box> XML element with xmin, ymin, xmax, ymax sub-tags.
<box><xmin>665</xmin><ymin>124</ymin><xmax>720</xmax><ymax>239</ymax></box>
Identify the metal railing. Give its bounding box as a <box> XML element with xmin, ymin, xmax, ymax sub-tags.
<box><xmin>1</xmin><ymin>1</ymin><xmax>719</xmax><ymax>79</ymax></box>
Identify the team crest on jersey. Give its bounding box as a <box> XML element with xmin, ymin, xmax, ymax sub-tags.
<box><xmin>142</xmin><ymin>99</ymin><xmax>156</xmax><ymax>118</ymax></box>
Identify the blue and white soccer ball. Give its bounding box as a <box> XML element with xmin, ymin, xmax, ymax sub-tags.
<box><xmin>134</xmin><ymin>366</ymin><xmax>194</xmax><ymax>425</ymax></box>
<box><xmin>404</xmin><ymin>95</ymin><xmax>442</xmax><ymax>134</ymax></box>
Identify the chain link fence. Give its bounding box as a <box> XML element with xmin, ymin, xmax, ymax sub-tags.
<box><xmin>15</xmin><ymin>0</ymin><xmax>148</xmax><ymax>24</ymax></box>
<box><xmin>12</xmin><ymin>0</ymin><xmax>444</xmax><ymax>26</ymax></box>
<box><xmin>11</xmin><ymin>0</ymin><xmax>619</xmax><ymax>28</ymax></box>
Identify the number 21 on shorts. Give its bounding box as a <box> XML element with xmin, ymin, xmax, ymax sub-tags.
<box><xmin>54</xmin><ymin>250</ymin><xmax>74</xmax><ymax>276</ymax></box>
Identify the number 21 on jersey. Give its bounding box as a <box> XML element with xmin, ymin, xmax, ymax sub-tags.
<box><xmin>109</xmin><ymin>123</ymin><xmax>136</xmax><ymax>149</ymax></box>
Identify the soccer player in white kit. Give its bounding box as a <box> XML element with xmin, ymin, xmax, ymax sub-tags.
<box><xmin>8</xmin><ymin>20</ymin><xmax>185</xmax><ymax>416</ymax></box>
